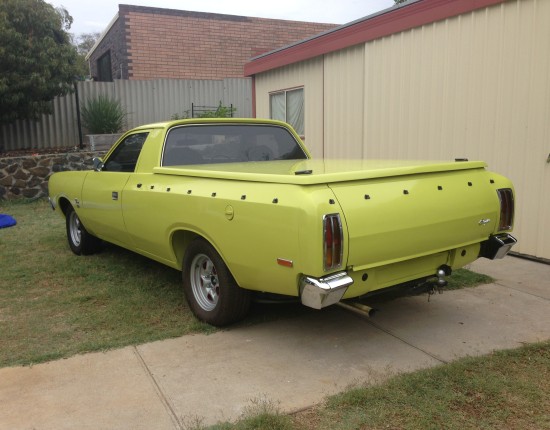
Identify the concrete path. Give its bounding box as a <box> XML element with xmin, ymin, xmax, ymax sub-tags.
<box><xmin>1</xmin><ymin>256</ymin><xmax>549</xmax><ymax>429</ymax></box>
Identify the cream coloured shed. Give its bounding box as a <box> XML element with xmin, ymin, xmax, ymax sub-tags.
<box><xmin>245</xmin><ymin>0</ymin><xmax>550</xmax><ymax>261</ymax></box>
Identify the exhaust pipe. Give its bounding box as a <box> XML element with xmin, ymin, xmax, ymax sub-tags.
<box><xmin>337</xmin><ymin>301</ymin><xmax>377</xmax><ymax>318</ymax></box>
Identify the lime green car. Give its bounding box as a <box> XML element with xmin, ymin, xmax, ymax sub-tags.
<box><xmin>48</xmin><ymin>119</ymin><xmax>516</xmax><ymax>326</ymax></box>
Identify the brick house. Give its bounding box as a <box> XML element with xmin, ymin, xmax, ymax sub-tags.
<box><xmin>87</xmin><ymin>4</ymin><xmax>337</xmax><ymax>81</ymax></box>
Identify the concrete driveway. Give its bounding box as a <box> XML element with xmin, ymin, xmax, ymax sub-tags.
<box><xmin>1</xmin><ymin>256</ymin><xmax>549</xmax><ymax>429</ymax></box>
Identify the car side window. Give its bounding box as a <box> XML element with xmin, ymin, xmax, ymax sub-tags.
<box><xmin>103</xmin><ymin>132</ymin><xmax>149</xmax><ymax>172</ymax></box>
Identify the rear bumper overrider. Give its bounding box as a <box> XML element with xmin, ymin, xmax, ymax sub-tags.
<box><xmin>480</xmin><ymin>234</ymin><xmax>517</xmax><ymax>260</ymax></box>
<box><xmin>299</xmin><ymin>272</ymin><xmax>354</xmax><ymax>309</ymax></box>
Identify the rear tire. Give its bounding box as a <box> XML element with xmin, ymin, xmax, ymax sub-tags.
<box><xmin>182</xmin><ymin>238</ymin><xmax>250</xmax><ymax>326</ymax></box>
<box><xmin>65</xmin><ymin>206</ymin><xmax>102</xmax><ymax>255</ymax></box>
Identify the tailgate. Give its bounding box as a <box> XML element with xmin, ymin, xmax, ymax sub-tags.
<box><xmin>329</xmin><ymin>167</ymin><xmax>499</xmax><ymax>271</ymax></box>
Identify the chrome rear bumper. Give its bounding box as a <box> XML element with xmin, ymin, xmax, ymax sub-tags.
<box><xmin>299</xmin><ymin>272</ymin><xmax>354</xmax><ymax>309</ymax></box>
<box><xmin>480</xmin><ymin>234</ymin><xmax>517</xmax><ymax>260</ymax></box>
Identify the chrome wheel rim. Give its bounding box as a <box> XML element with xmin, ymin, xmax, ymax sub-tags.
<box><xmin>190</xmin><ymin>254</ymin><xmax>220</xmax><ymax>311</ymax></box>
<box><xmin>69</xmin><ymin>211</ymin><xmax>82</xmax><ymax>247</ymax></box>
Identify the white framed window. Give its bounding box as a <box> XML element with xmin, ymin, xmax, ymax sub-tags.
<box><xmin>269</xmin><ymin>87</ymin><xmax>304</xmax><ymax>136</ymax></box>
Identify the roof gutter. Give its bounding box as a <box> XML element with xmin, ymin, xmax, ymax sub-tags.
<box><xmin>85</xmin><ymin>12</ymin><xmax>119</xmax><ymax>61</ymax></box>
<box><xmin>244</xmin><ymin>0</ymin><xmax>506</xmax><ymax>76</ymax></box>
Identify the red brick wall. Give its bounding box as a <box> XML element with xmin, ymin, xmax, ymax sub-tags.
<box><xmin>118</xmin><ymin>6</ymin><xmax>336</xmax><ymax>80</ymax></box>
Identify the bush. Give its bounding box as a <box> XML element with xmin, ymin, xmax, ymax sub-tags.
<box><xmin>197</xmin><ymin>103</ymin><xmax>236</xmax><ymax>118</ymax></box>
<box><xmin>171</xmin><ymin>102</ymin><xmax>236</xmax><ymax>120</ymax></box>
<box><xmin>81</xmin><ymin>95</ymin><xmax>127</xmax><ymax>134</ymax></box>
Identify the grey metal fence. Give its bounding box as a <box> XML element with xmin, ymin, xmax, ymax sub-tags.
<box><xmin>0</xmin><ymin>78</ymin><xmax>252</xmax><ymax>152</ymax></box>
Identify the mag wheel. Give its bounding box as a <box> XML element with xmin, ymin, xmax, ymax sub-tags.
<box><xmin>65</xmin><ymin>206</ymin><xmax>102</xmax><ymax>255</ymax></box>
<box><xmin>183</xmin><ymin>238</ymin><xmax>250</xmax><ymax>326</ymax></box>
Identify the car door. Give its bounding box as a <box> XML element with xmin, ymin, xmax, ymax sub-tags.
<box><xmin>80</xmin><ymin>132</ymin><xmax>149</xmax><ymax>247</ymax></box>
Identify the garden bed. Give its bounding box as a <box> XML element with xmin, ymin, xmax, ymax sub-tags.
<box><xmin>0</xmin><ymin>147</ymin><xmax>82</xmax><ymax>158</ymax></box>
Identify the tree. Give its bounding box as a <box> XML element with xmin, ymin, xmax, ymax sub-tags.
<box><xmin>73</xmin><ymin>32</ymin><xmax>101</xmax><ymax>56</ymax></box>
<box><xmin>0</xmin><ymin>0</ymin><xmax>80</xmax><ymax>124</ymax></box>
<box><xmin>72</xmin><ymin>32</ymin><xmax>101</xmax><ymax>78</ymax></box>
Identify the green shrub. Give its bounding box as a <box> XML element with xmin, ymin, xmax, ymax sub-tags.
<box><xmin>81</xmin><ymin>95</ymin><xmax>127</xmax><ymax>134</ymax></box>
<box><xmin>197</xmin><ymin>103</ymin><xmax>236</xmax><ymax>118</ymax></box>
<box><xmin>170</xmin><ymin>110</ymin><xmax>190</xmax><ymax>120</ymax></box>
<box><xmin>171</xmin><ymin>102</ymin><xmax>236</xmax><ymax>120</ymax></box>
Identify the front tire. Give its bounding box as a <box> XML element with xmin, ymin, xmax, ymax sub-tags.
<box><xmin>65</xmin><ymin>206</ymin><xmax>102</xmax><ymax>255</ymax></box>
<box><xmin>182</xmin><ymin>239</ymin><xmax>250</xmax><ymax>326</ymax></box>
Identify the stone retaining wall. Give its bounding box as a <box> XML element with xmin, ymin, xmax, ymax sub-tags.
<box><xmin>0</xmin><ymin>151</ymin><xmax>106</xmax><ymax>200</ymax></box>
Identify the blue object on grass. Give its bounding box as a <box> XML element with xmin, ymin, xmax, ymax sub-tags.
<box><xmin>0</xmin><ymin>214</ymin><xmax>17</xmax><ymax>229</ymax></box>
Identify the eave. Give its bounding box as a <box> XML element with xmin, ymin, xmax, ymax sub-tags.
<box><xmin>244</xmin><ymin>0</ymin><xmax>506</xmax><ymax>76</ymax></box>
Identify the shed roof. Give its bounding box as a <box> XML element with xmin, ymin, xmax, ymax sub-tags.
<box><xmin>244</xmin><ymin>0</ymin><xmax>506</xmax><ymax>76</ymax></box>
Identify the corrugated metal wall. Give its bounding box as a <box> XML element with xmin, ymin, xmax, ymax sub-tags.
<box><xmin>255</xmin><ymin>57</ymin><xmax>325</xmax><ymax>158</ymax></box>
<box><xmin>0</xmin><ymin>91</ymin><xmax>79</xmax><ymax>152</ymax></box>
<box><xmin>361</xmin><ymin>0</ymin><xmax>550</xmax><ymax>260</ymax></box>
<box><xmin>324</xmin><ymin>45</ymin><xmax>365</xmax><ymax>159</ymax></box>
<box><xmin>254</xmin><ymin>0</ymin><xmax>550</xmax><ymax>260</ymax></box>
<box><xmin>0</xmin><ymin>78</ymin><xmax>252</xmax><ymax>152</ymax></box>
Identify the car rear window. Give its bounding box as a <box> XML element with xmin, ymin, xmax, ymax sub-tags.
<box><xmin>162</xmin><ymin>124</ymin><xmax>307</xmax><ymax>166</ymax></box>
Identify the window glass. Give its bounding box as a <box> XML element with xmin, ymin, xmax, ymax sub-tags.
<box><xmin>269</xmin><ymin>88</ymin><xmax>304</xmax><ymax>136</ymax></box>
<box><xmin>162</xmin><ymin>124</ymin><xmax>307</xmax><ymax>166</ymax></box>
<box><xmin>97</xmin><ymin>51</ymin><xmax>112</xmax><ymax>82</ymax></box>
<box><xmin>270</xmin><ymin>93</ymin><xmax>285</xmax><ymax>122</ymax></box>
<box><xmin>103</xmin><ymin>132</ymin><xmax>148</xmax><ymax>172</ymax></box>
<box><xmin>287</xmin><ymin>90</ymin><xmax>304</xmax><ymax>136</ymax></box>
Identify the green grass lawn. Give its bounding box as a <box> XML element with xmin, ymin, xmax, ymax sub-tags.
<box><xmin>0</xmin><ymin>199</ymin><xmax>214</xmax><ymax>367</ymax></box>
<box><xmin>2</xmin><ymin>199</ymin><xmax>542</xmax><ymax>429</ymax></box>
<box><xmin>207</xmin><ymin>341</ymin><xmax>550</xmax><ymax>430</ymax></box>
<box><xmin>1</xmin><ymin>199</ymin><xmax>493</xmax><ymax>368</ymax></box>
<box><xmin>305</xmin><ymin>341</ymin><xmax>550</xmax><ymax>430</ymax></box>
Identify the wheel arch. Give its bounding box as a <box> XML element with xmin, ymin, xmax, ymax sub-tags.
<box><xmin>171</xmin><ymin>229</ymin><xmax>204</xmax><ymax>269</ymax></box>
<box><xmin>171</xmin><ymin>230</ymin><xmax>239</xmax><ymax>281</ymax></box>
<box><xmin>57</xmin><ymin>197</ymin><xmax>72</xmax><ymax>216</ymax></box>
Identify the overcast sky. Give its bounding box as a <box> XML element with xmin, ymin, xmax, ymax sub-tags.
<box><xmin>48</xmin><ymin>0</ymin><xmax>396</xmax><ymax>36</ymax></box>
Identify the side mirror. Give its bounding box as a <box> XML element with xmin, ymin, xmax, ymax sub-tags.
<box><xmin>92</xmin><ymin>157</ymin><xmax>104</xmax><ymax>172</ymax></box>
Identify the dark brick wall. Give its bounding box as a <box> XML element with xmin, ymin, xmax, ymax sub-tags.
<box><xmin>88</xmin><ymin>13</ymin><xmax>129</xmax><ymax>81</ymax></box>
<box><xmin>89</xmin><ymin>5</ymin><xmax>337</xmax><ymax>81</ymax></box>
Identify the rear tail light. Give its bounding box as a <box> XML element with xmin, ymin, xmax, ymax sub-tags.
<box><xmin>323</xmin><ymin>214</ymin><xmax>343</xmax><ymax>270</ymax></box>
<box><xmin>497</xmin><ymin>188</ymin><xmax>514</xmax><ymax>231</ymax></box>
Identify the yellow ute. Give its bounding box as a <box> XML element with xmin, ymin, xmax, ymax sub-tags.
<box><xmin>48</xmin><ymin>118</ymin><xmax>516</xmax><ymax>326</ymax></box>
